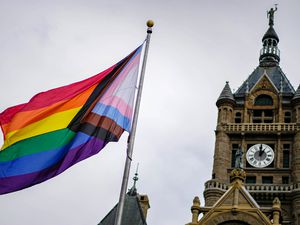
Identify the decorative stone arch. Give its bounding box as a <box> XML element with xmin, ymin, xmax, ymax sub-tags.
<box><xmin>204</xmin><ymin>211</ymin><xmax>269</xmax><ymax>225</ymax></box>
<box><xmin>254</xmin><ymin>94</ymin><xmax>273</xmax><ymax>106</ymax></box>
<box><xmin>248</xmin><ymin>90</ymin><xmax>278</xmax><ymax>110</ymax></box>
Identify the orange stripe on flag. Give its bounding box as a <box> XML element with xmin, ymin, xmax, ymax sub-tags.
<box><xmin>2</xmin><ymin>84</ymin><xmax>97</xmax><ymax>136</ymax></box>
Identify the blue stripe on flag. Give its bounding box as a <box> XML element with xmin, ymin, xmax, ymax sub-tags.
<box><xmin>91</xmin><ymin>103</ymin><xmax>131</xmax><ymax>131</ymax></box>
<box><xmin>0</xmin><ymin>132</ymin><xmax>91</xmax><ymax>178</ymax></box>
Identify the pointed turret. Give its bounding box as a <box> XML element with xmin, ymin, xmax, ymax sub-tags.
<box><xmin>216</xmin><ymin>81</ymin><xmax>235</xmax><ymax>107</ymax></box>
<box><xmin>259</xmin><ymin>6</ymin><xmax>280</xmax><ymax>66</ymax></box>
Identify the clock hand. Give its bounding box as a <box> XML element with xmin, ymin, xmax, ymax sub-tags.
<box><xmin>259</xmin><ymin>147</ymin><xmax>267</xmax><ymax>157</ymax></box>
<box><xmin>259</xmin><ymin>144</ymin><xmax>264</xmax><ymax>156</ymax></box>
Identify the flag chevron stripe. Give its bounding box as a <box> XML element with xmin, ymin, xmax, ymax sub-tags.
<box><xmin>0</xmin><ymin>135</ymin><xmax>106</xmax><ymax>194</ymax></box>
<box><xmin>78</xmin><ymin>122</ymin><xmax>123</xmax><ymax>141</ymax></box>
<box><xmin>101</xmin><ymin>52</ymin><xmax>140</xmax><ymax>102</ymax></box>
<box><xmin>91</xmin><ymin>103</ymin><xmax>131</xmax><ymax>131</ymax></box>
<box><xmin>101</xmin><ymin>96</ymin><xmax>133</xmax><ymax>118</ymax></box>
<box><xmin>0</xmin><ymin>44</ymin><xmax>143</xmax><ymax>194</ymax></box>
<box><xmin>83</xmin><ymin>113</ymin><xmax>124</xmax><ymax>137</ymax></box>
<box><xmin>67</xmin><ymin>47</ymin><xmax>140</xmax><ymax>131</ymax></box>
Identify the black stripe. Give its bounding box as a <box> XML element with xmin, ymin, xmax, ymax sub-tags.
<box><xmin>78</xmin><ymin>122</ymin><xmax>123</xmax><ymax>142</ymax></box>
<box><xmin>68</xmin><ymin>48</ymin><xmax>138</xmax><ymax>131</ymax></box>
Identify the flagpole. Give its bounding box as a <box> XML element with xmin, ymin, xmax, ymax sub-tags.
<box><xmin>114</xmin><ymin>20</ymin><xmax>154</xmax><ymax>225</ymax></box>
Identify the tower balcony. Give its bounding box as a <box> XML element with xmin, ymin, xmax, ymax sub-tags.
<box><xmin>204</xmin><ymin>179</ymin><xmax>297</xmax><ymax>194</ymax></box>
<box><xmin>260</xmin><ymin>46</ymin><xmax>280</xmax><ymax>58</ymax></box>
<box><xmin>221</xmin><ymin>123</ymin><xmax>299</xmax><ymax>134</ymax></box>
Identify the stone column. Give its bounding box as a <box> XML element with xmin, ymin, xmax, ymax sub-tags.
<box><xmin>191</xmin><ymin>196</ymin><xmax>200</xmax><ymax>224</ymax></box>
<box><xmin>212</xmin><ymin>129</ymin><xmax>231</xmax><ymax>183</ymax></box>
<box><xmin>276</xmin><ymin>133</ymin><xmax>281</xmax><ymax>169</ymax></box>
<box><xmin>272</xmin><ymin>197</ymin><xmax>281</xmax><ymax>225</ymax></box>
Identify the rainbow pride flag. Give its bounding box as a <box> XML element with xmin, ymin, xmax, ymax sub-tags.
<box><xmin>0</xmin><ymin>45</ymin><xmax>143</xmax><ymax>194</ymax></box>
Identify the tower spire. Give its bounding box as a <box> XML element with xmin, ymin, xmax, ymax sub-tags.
<box><xmin>128</xmin><ymin>164</ymin><xmax>139</xmax><ymax>196</ymax></box>
<box><xmin>259</xmin><ymin>5</ymin><xmax>280</xmax><ymax>67</ymax></box>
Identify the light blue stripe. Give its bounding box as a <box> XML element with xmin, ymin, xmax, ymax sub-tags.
<box><xmin>92</xmin><ymin>103</ymin><xmax>131</xmax><ymax>131</ymax></box>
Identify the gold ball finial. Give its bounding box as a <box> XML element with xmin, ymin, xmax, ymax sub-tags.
<box><xmin>147</xmin><ymin>20</ymin><xmax>154</xmax><ymax>28</ymax></box>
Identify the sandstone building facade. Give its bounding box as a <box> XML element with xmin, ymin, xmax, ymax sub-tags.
<box><xmin>186</xmin><ymin>7</ymin><xmax>300</xmax><ymax>225</ymax></box>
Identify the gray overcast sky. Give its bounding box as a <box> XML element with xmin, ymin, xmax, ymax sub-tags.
<box><xmin>0</xmin><ymin>1</ymin><xmax>300</xmax><ymax>225</ymax></box>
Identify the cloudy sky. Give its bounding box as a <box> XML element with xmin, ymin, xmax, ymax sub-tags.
<box><xmin>1</xmin><ymin>1</ymin><xmax>300</xmax><ymax>225</ymax></box>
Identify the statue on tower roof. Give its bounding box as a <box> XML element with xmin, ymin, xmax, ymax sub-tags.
<box><xmin>267</xmin><ymin>5</ymin><xmax>278</xmax><ymax>26</ymax></box>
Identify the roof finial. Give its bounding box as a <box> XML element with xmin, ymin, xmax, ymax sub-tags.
<box><xmin>128</xmin><ymin>163</ymin><xmax>139</xmax><ymax>196</ymax></box>
<box><xmin>246</xmin><ymin>80</ymin><xmax>249</xmax><ymax>93</ymax></box>
<box><xmin>267</xmin><ymin>4</ymin><xmax>278</xmax><ymax>26</ymax></box>
<box><xmin>133</xmin><ymin>163</ymin><xmax>139</xmax><ymax>188</ymax></box>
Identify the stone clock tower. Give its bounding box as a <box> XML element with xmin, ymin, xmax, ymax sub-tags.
<box><xmin>186</xmin><ymin>7</ymin><xmax>300</xmax><ymax>225</ymax></box>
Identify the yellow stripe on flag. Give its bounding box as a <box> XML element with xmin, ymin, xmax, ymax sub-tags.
<box><xmin>1</xmin><ymin>107</ymin><xmax>81</xmax><ymax>150</ymax></box>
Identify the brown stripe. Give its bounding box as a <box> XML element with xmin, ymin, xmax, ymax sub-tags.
<box><xmin>84</xmin><ymin>112</ymin><xmax>124</xmax><ymax>138</ymax></box>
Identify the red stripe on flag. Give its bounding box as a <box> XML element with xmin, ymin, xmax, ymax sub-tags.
<box><xmin>0</xmin><ymin>66</ymin><xmax>115</xmax><ymax>126</ymax></box>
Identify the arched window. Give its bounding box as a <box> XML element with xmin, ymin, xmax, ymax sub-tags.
<box><xmin>268</xmin><ymin>39</ymin><xmax>272</xmax><ymax>45</ymax></box>
<box><xmin>263</xmin><ymin>40</ymin><xmax>267</xmax><ymax>46</ymax></box>
<box><xmin>254</xmin><ymin>94</ymin><xmax>273</xmax><ymax>106</ymax></box>
<box><xmin>224</xmin><ymin>108</ymin><xmax>228</xmax><ymax>122</ymax></box>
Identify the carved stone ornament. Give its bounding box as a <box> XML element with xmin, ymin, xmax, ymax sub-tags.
<box><xmin>230</xmin><ymin>168</ymin><xmax>246</xmax><ymax>182</ymax></box>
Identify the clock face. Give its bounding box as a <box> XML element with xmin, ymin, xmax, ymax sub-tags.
<box><xmin>246</xmin><ymin>144</ymin><xmax>274</xmax><ymax>168</ymax></box>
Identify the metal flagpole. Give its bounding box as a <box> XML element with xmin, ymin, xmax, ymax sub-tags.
<box><xmin>114</xmin><ymin>20</ymin><xmax>154</xmax><ymax>225</ymax></box>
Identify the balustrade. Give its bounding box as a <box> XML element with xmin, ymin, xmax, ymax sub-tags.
<box><xmin>222</xmin><ymin>123</ymin><xmax>298</xmax><ymax>133</ymax></box>
<box><xmin>204</xmin><ymin>180</ymin><xmax>300</xmax><ymax>193</ymax></box>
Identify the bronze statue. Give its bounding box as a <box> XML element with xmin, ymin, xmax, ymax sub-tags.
<box><xmin>267</xmin><ymin>5</ymin><xmax>278</xmax><ymax>26</ymax></box>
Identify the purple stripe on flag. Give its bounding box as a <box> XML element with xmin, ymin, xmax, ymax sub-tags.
<box><xmin>0</xmin><ymin>135</ymin><xmax>106</xmax><ymax>194</ymax></box>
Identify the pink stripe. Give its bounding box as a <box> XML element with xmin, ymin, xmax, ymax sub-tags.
<box><xmin>103</xmin><ymin>52</ymin><xmax>141</xmax><ymax>97</ymax></box>
<box><xmin>101</xmin><ymin>96</ymin><xmax>133</xmax><ymax>119</ymax></box>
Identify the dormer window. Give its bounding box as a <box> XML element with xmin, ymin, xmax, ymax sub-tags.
<box><xmin>254</xmin><ymin>94</ymin><xmax>273</xmax><ymax>106</ymax></box>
